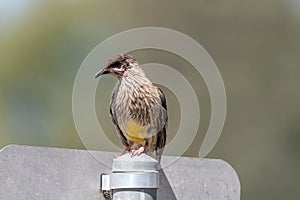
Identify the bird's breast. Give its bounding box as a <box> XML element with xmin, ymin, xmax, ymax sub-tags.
<box><xmin>111</xmin><ymin>82</ymin><xmax>164</xmax><ymax>142</ymax></box>
<box><xmin>125</xmin><ymin>121</ymin><xmax>148</xmax><ymax>143</ymax></box>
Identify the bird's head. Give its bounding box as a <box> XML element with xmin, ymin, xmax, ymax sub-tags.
<box><xmin>95</xmin><ymin>54</ymin><xmax>138</xmax><ymax>79</ymax></box>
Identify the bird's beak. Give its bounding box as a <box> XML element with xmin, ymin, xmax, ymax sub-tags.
<box><xmin>95</xmin><ymin>67</ymin><xmax>109</xmax><ymax>78</ymax></box>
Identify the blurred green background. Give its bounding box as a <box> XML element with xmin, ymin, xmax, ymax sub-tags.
<box><xmin>1</xmin><ymin>0</ymin><xmax>300</xmax><ymax>199</ymax></box>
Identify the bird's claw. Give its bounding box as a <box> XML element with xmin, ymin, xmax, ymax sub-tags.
<box><xmin>114</xmin><ymin>145</ymin><xmax>132</xmax><ymax>158</ymax></box>
<box><xmin>131</xmin><ymin>146</ymin><xmax>145</xmax><ymax>156</ymax></box>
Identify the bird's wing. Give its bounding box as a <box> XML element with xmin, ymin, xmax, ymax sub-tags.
<box><xmin>110</xmin><ymin>95</ymin><xmax>129</xmax><ymax>147</ymax></box>
<box><xmin>156</xmin><ymin>88</ymin><xmax>167</xmax><ymax>150</ymax></box>
<box><xmin>144</xmin><ymin>86</ymin><xmax>168</xmax><ymax>138</ymax></box>
<box><xmin>152</xmin><ymin>87</ymin><xmax>167</xmax><ymax>162</ymax></box>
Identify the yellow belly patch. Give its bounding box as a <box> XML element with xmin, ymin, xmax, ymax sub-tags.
<box><xmin>126</xmin><ymin>122</ymin><xmax>147</xmax><ymax>143</ymax></box>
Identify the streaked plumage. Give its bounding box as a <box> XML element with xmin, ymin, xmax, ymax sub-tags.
<box><xmin>95</xmin><ymin>54</ymin><xmax>167</xmax><ymax>162</ymax></box>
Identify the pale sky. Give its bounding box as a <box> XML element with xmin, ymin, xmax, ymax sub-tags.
<box><xmin>0</xmin><ymin>0</ymin><xmax>35</xmax><ymax>26</ymax></box>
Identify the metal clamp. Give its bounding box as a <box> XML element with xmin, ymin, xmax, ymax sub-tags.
<box><xmin>101</xmin><ymin>171</ymin><xmax>159</xmax><ymax>190</ymax></box>
<box><xmin>100</xmin><ymin>153</ymin><xmax>159</xmax><ymax>200</ymax></box>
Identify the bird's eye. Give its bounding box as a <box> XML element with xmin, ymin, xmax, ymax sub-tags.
<box><xmin>114</xmin><ymin>62</ymin><xmax>122</xmax><ymax>68</ymax></box>
<box><xmin>116</xmin><ymin>64</ymin><xmax>122</xmax><ymax>68</ymax></box>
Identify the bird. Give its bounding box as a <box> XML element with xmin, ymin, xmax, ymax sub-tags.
<box><xmin>95</xmin><ymin>54</ymin><xmax>167</xmax><ymax>162</ymax></box>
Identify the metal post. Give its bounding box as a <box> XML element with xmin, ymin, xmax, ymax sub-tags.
<box><xmin>101</xmin><ymin>153</ymin><xmax>159</xmax><ymax>200</ymax></box>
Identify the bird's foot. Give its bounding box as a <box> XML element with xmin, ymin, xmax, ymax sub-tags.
<box><xmin>114</xmin><ymin>145</ymin><xmax>132</xmax><ymax>158</ymax></box>
<box><xmin>131</xmin><ymin>146</ymin><xmax>145</xmax><ymax>156</ymax></box>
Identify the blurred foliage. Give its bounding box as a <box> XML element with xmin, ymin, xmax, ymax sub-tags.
<box><xmin>1</xmin><ymin>0</ymin><xmax>300</xmax><ymax>199</ymax></box>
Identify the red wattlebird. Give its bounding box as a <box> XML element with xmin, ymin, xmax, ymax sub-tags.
<box><xmin>95</xmin><ymin>54</ymin><xmax>167</xmax><ymax>162</ymax></box>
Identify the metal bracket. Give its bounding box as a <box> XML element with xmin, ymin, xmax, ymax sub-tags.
<box><xmin>100</xmin><ymin>153</ymin><xmax>159</xmax><ymax>199</ymax></box>
<box><xmin>101</xmin><ymin>173</ymin><xmax>111</xmax><ymax>191</ymax></box>
<box><xmin>101</xmin><ymin>172</ymin><xmax>159</xmax><ymax>190</ymax></box>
